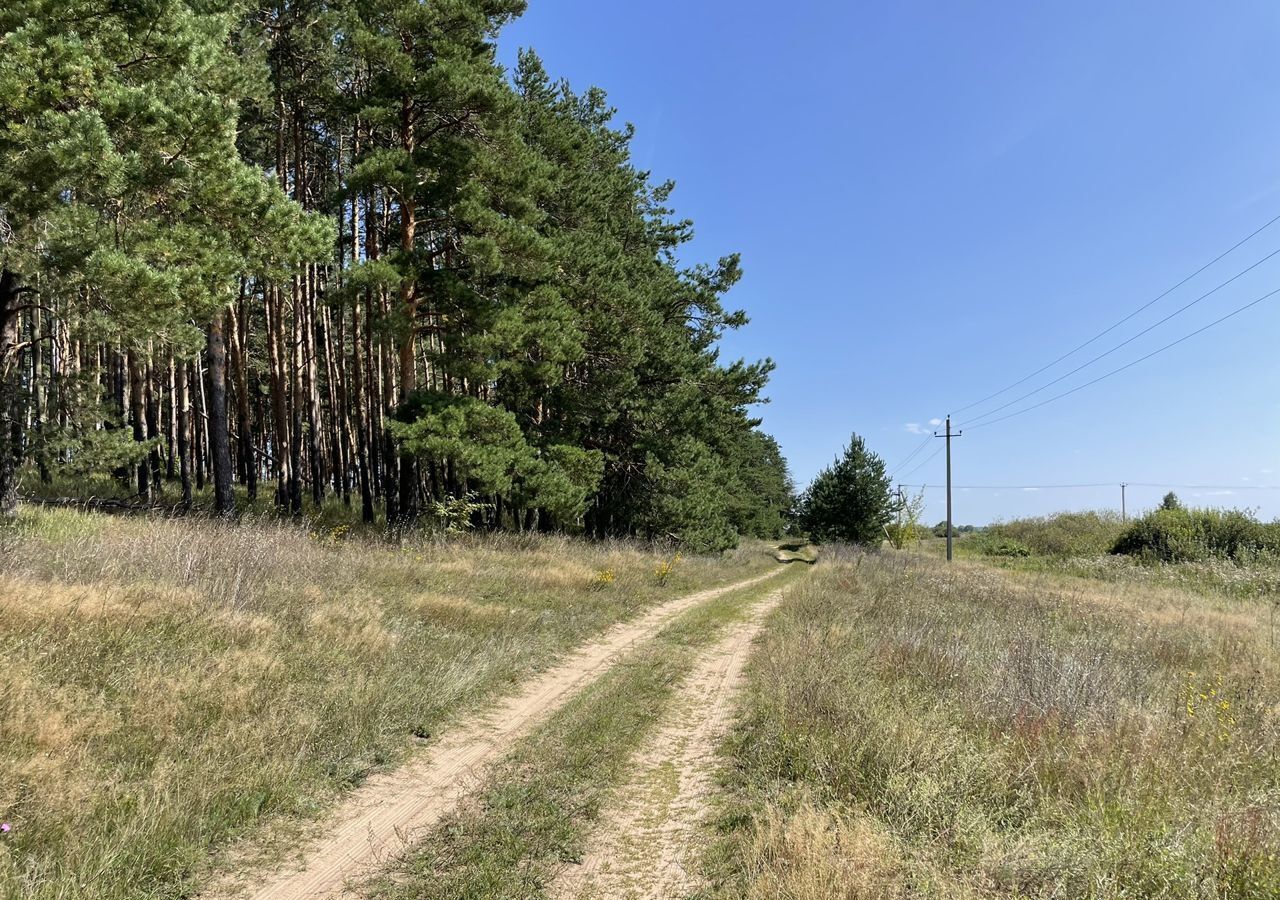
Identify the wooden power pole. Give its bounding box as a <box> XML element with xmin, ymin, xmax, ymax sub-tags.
<box><xmin>935</xmin><ymin>415</ymin><xmax>962</xmax><ymax>562</ymax></box>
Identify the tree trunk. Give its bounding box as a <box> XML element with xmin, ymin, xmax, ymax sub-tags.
<box><xmin>165</xmin><ymin>356</ymin><xmax>177</xmax><ymax>480</ymax></box>
<box><xmin>396</xmin><ymin>91</ymin><xmax>419</xmax><ymax>524</ymax></box>
<box><xmin>0</xmin><ymin>269</ymin><xmax>24</xmax><ymax>517</ymax></box>
<box><xmin>266</xmin><ymin>282</ymin><xmax>292</xmax><ymax>509</ymax></box>
<box><xmin>228</xmin><ymin>296</ymin><xmax>257</xmax><ymax>500</ymax></box>
<box><xmin>128</xmin><ymin>348</ymin><xmax>150</xmax><ymax>501</ymax></box>
<box><xmin>206</xmin><ymin>313</ymin><xmax>235</xmax><ymax>516</ymax></box>
<box><xmin>144</xmin><ymin>349</ymin><xmax>162</xmax><ymax>493</ymax></box>
<box><xmin>176</xmin><ymin>357</ymin><xmax>193</xmax><ymax>509</ymax></box>
<box><xmin>31</xmin><ymin>306</ymin><xmax>50</xmax><ymax>483</ymax></box>
<box><xmin>288</xmin><ymin>277</ymin><xmax>304</xmax><ymax>516</ymax></box>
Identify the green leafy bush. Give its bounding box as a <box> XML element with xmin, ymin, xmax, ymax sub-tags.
<box><xmin>983</xmin><ymin>537</ymin><xmax>1032</xmax><ymax>557</ymax></box>
<box><xmin>1111</xmin><ymin>507</ymin><xmax>1280</xmax><ymax>562</ymax></box>
<box><xmin>984</xmin><ymin>511</ymin><xmax>1125</xmax><ymax>557</ymax></box>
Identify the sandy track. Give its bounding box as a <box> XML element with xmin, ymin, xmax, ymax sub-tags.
<box><xmin>207</xmin><ymin>567</ymin><xmax>783</xmax><ymax>900</ymax></box>
<box><xmin>551</xmin><ymin>588</ymin><xmax>784</xmax><ymax>900</ymax></box>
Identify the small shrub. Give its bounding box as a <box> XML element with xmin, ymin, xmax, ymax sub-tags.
<box><xmin>654</xmin><ymin>552</ymin><xmax>682</xmax><ymax>584</ymax></box>
<box><xmin>983</xmin><ymin>537</ymin><xmax>1032</xmax><ymax>558</ymax></box>
<box><xmin>428</xmin><ymin>492</ymin><xmax>490</xmax><ymax>535</ymax></box>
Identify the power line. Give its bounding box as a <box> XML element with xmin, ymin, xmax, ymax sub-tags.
<box><xmin>897</xmin><ymin>444</ymin><xmax>943</xmax><ymax>480</ymax></box>
<box><xmin>959</xmin><ymin>243</ymin><xmax>1280</xmax><ymax>427</ymax></box>
<box><xmin>887</xmin><ymin>433</ymin><xmax>934</xmax><ymax>476</ymax></box>
<box><xmin>901</xmin><ymin>483</ymin><xmax>1115</xmax><ymax>489</ymax></box>
<box><xmin>952</xmin><ymin>211</ymin><xmax>1280</xmax><ymax>416</ymax></box>
<box><xmin>1129</xmin><ymin>482</ymin><xmax>1280</xmax><ymax>490</ymax></box>
<box><xmin>962</xmin><ymin>283</ymin><xmax>1280</xmax><ymax>430</ymax></box>
<box><xmin>900</xmin><ymin>482</ymin><xmax>1280</xmax><ymax>490</ymax></box>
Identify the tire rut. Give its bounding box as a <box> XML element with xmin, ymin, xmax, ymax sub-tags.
<box><xmin>551</xmin><ymin>588</ymin><xmax>785</xmax><ymax>900</ymax></box>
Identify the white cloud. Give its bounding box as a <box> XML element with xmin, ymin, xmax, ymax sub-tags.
<box><xmin>904</xmin><ymin>423</ymin><xmax>930</xmax><ymax>435</ymax></box>
<box><xmin>1022</xmin><ymin>487</ymin><xmax>1040</xmax><ymax>492</ymax></box>
<box><xmin>929</xmin><ymin>418</ymin><xmax>942</xmax><ymax>427</ymax></box>
<box><xmin>1206</xmin><ymin>490</ymin><xmax>1236</xmax><ymax>496</ymax></box>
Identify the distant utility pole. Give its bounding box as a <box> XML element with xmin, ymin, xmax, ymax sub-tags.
<box><xmin>1121</xmin><ymin>482</ymin><xmax>1128</xmax><ymax>523</ymax></box>
<box><xmin>934</xmin><ymin>416</ymin><xmax>962</xmax><ymax>562</ymax></box>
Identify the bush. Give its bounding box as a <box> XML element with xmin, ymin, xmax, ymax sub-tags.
<box><xmin>983</xmin><ymin>537</ymin><xmax>1032</xmax><ymax>557</ymax></box>
<box><xmin>985</xmin><ymin>511</ymin><xmax>1125</xmax><ymax>557</ymax></box>
<box><xmin>1111</xmin><ymin>507</ymin><xmax>1280</xmax><ymax>563</ymax></box>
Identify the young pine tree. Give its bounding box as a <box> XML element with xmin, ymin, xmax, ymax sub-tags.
<box><xmin>799</xmin><ymin>433</ymin><xmax>894</xmax><ymax>545</ymax></box>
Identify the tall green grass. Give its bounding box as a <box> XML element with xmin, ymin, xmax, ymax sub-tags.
<box><xmin>949</xmin><ymin>509</ymin><xmax>1280</xmax><ymax>600</ymax></box>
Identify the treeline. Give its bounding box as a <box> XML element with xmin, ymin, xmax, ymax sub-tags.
<box><xmin>0</xmin><ymin>0</ymin><xmax>792</xmax><ymax>549</ymax></box>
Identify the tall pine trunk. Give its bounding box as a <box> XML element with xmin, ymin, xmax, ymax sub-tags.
<box><xmin>0</xmin><ymin>269</ymin><xmax>24</xmax><ymax>517</ymax></box>
<box><xmin>394</xmin><ymin>91</ymin><xmax>419</xmax><ymax>524</ymax></box>
<box><xmin>128</xmin><ymin>349</ymin><xmax>150</xmax><ymax>501</ymax></box>
<box><xmin>228</xmin><ymin>296</ymin><xmax>257</xmax><ymax>500</ymax></box>
<box><xmin>176</xmin><ymin>358</ymin><xmax>193</xmax><ymax>509</ymax></box>
<box><xmin>206</xmin><ymin>313</ymin><xmax>235</xmax><ymax>516</ymax></box>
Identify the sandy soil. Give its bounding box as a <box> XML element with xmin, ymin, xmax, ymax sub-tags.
<box><xmin>205</xmin><ymin>567</ymin><xmax>784</xmax><ymax>900</ymax></box>
<box><xmin>551</xmin><ymin>588</ymin><xmax>784</xmax><ymax>900</ymax></box>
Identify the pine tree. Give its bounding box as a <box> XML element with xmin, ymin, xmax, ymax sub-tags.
<box><xmin>799</xmin><ymin>433</ymin><xmax>894</xmax><ymax>545</ymax></box>
<box><xmin>1</xmin><ymin>1</ymin><xmax>792</xmax><ymax>545</ymax></box>
<box><xmin>0</xmin><ymin>0</ymin><xmax>327</xmax><ymax>515</ymax></box>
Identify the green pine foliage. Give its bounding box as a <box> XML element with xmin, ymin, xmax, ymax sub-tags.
<box><xmin>0</xmin><ymin>2</ymin><xmax>791</xmax><ymax>548</ymax></box>
<box><xmin>797</xmin><ymin>432</ymin><xmax>894</xmax><ymax>545</ymax></box>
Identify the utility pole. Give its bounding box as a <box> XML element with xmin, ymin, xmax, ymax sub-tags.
<box><xmin>1121</xmin><ymin>482</ymin><xmax>1127</xmax><ymax>523</ymax></box>
<box><xmin>934</xmin><ymin>416</ymin><xmax>962</xmax><ymax>562</ymax></box>
<box><xmin>895</xmin><ymin>484</ymin><xmax>906</xmax><ymax>547</ymax></box>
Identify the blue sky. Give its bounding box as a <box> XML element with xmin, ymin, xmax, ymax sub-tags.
<box><xmin>497</xmin><ymin>1</ymin><xmax>1280</xmax><ymax>525</ymax></box>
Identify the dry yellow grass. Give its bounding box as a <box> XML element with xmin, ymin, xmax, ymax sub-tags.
<box><xmin>710</xmin><ymin>548</ymin><xmax>1280</xmax><ymax>899</ymax></box>
<box><xmin>741</xmin><ymin>802</ymin><xmax>914</xmax><ymax>900</ymax></box>
<box><xmin>0</xmin><ymin>507</ymin><xmax>774</xmax><ymax>900</ymax></box>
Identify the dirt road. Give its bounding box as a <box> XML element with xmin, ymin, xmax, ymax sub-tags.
<box><xmin>209</xmin><ymin>567</ymin><xmax>784</xmax><ymax>900</ymax></box>
<box><xmin>551</xmin><ymin>589</ymin><xmax>783</xmax><ymax>900</ymax></box>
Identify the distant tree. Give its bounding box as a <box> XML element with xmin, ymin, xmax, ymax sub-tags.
<box><xmin>721</xmin><ymin>430</ymin><xmax>795</xmax><ymax>539</ymax></box>
<box><xmin>798</xmin><ymin>433</ymin><xmax>893</xmax><ymax>545</ymax></box>
<box><xmin>639</xmin><ymin>438</ymin><xmax>738</xmax><ymax>553</ymax></box>
<box><xmin>1161</xmin><ymin>491</ymin><xmax>1182</xmax><ymax>511</ymax></box>
<box><xmin>885</xmin><ymin>488</ymin><xmax>925</xmax><ymax>549</ymax></box>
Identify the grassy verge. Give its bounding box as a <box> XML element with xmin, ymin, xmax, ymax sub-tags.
<box><xmin>366</xmin><ymin>566</ymin><xmax>803</xmax><ymax>900</ymax></box>
<box><xmin>707</xmin><ymin>549</ymin><xmax>1280</xmax><ymax>898</ymax></box>
<box><xmin>923</xmin><ymin>534</ymin><xmax>1280</xmax><ymax>601</ymax></box>
<box><xmin>0</xmin><ymin>507</ymin><xmax>775</xmax><ymax>899</ymax></box>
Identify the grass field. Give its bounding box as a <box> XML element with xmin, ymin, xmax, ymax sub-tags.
<box><xmin>10</xmin><ymin>502</ymin><xmax>1280</xmax><ymax>899</ymax></box>
<box><xmin>710</xmin><ymin>548</ymin><xmax>1280</xmax><ymax>898</ymax></box>
<box><xmin>0</xmin><ymin>507</ymin><xmax>774</xmax><ymax>899</ymax></box>
<box><xmin>931</xmin><ymin>531</ymin><xmax>1280</xmax><ymax>602</ymax></box>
